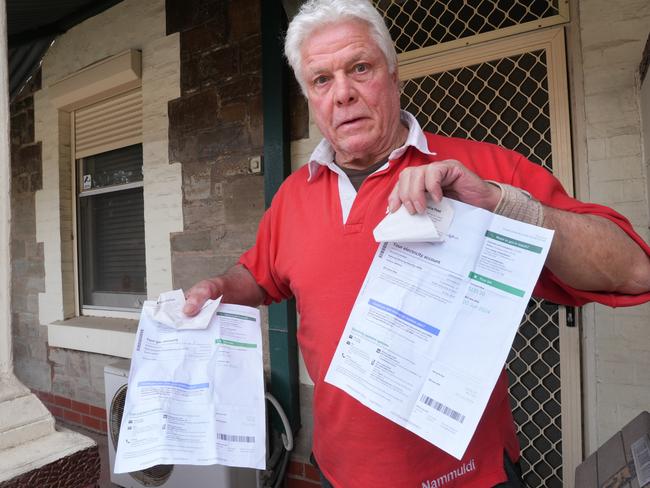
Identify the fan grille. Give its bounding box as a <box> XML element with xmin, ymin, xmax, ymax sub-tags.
<box><xmin>109</xmin><ymin>383</ymin><xmax>174</xmax><ymax>486</ymax></box>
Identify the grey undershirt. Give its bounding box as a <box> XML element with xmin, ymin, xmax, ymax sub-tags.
<box><xmin>336</xmin><ymin>159</ymin><xmax>387</xmax><ymax>192</ymax></box>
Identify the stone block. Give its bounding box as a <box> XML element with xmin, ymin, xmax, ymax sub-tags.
<box><xmin>13</xmin><ymin>355</ymin><xmax>52</xmax><ymax>392</ymax></box>
<box><xmin>12</xmin><ymin>143</ymin><xmax>41</xmax><ymax>178</ymax></box>
<box><xmin>32</xmin><ymin>241</ymin><xmax>44</xmax><ymax>260</ymax></box>
<box><xmin>64</xmin><ymin>350</ymin><xmax>91</xmax><ymax>379</ymax></box>
<box><xmin>28</xmin><ymin>339</ymin><xmax>48</xmax><ymax>363</ymax></box>
<box><xmin>10</xmin><ymin>112</ymin><xmax>28</xmax><ymax>147</ymax></box>
<box><xmin>228</xmin><ymin>0</ymin><xmax>260</xmax><ymax>42</ymax></box>
<box><xmin>582</xmin><ymin>65</ymin><xmax>633</xmax><ymax>97</ymax></box>
<box><xmin>182</xmin><ymin>162</ymin><xmax>212</xmax><ymax>201</ymax></box>
<box><xmin>166</xmin><ymin>0</ymin><xmax>225</xmax><ymax>35</ymax></box>
<box><xmin>209</xmin><ymin>225</ymin><xmax>227</xmax><ymax>244</ymax></box>
<box><xmin>11</xmin><ymin>339</ymin><xmax>29</xmax><ymax>363</ymax></box>
<box><xmin>169</xmin><ymin>131</ymin><xmax>199</xmax><ymax>164</ymax></box>
<box><xmin>218</xmin><ymin>75</ymin><xmax>261</xmax><ymax>104</ymax></box>
<box><xmin>11</xmin><ymin>240</ymin><xmax>25</xmax><ymax>260</ymax></box>
<box><xmin>587</xmin><ymin>120</ymin><xmax>641</xmax><ymax>139</ymax></box>
<box><xmin>248</xmin><ymin>93</ymin><xmax>264</xmax><ymax>149</ymax></box>
<box><xmin>11</xmin><ymin>313</ymin><xmax>38</xmax><ymax>338</ymax></box>
<box><xmin>598</xmin><ymin>383</ymin><xmax>650</xmax><ymax>410</ymax></box>
<box><xmin>240</xmin><ymin>34</ymin><xmax>262</xmax><ymax>75</ymax></box>
<box><xmin>289</xmin><ymin>77</ymin><xmax>310</xmax><ymax>141</ymax></box>
<box><xmin>607</xmin><ymin>134</ymin><xmax>641</xmax><ymax>158</ymax></box>
<box><xmin>11</xmin><ymin>197</ymin><xmax>35</xmax><ymax>233</ymax></box>
<box><xmin>29</xmin><ymin>172</ymin><xmax>42</xmax><ymax>192</ymax></box>
<box><xmin>172</xmin><ymin>252</ymin><xmax>241</xmax><ymax>291</ymax></box>
<box><xmin>13</xmin><ymin>175</ymin><xmax>29</xmax><ymax>195</ymax></box>
<box><xmin>47</xmin><ymin>347</ymin><xmax>69</xmax><ymax>367</ymax></box>
<box><xmin>182</xmin><ymin>199</ymin><xmax>224</xmax><ymax>230</ymax></box>
<box><xmin>597</xmin><ymin>337</ymin><xmax>650</xmax><ymax>364</ymax></box>
<box><xmin>180</xmin><ymin>18</ymin><xmax>229</xmax><ymax>58</ymax></box>
<box><xmin>589</xmin><ymin>156</ymin><xmax>643</xmax><ymax>182</ymax></box>
<box><xmin>182</xmin><ymin>45</ymin><xmax>240</xmax><ymax>93</ymax></box>
<box><xmin>210</xmin><ymin>154</ymin><xmax>250</xmax><ymax>178</ymax></box>
<box><xmin>586</xmin><ymin>137</ymin><xmax>607</xmax><ymax>161</ymax></box>
<box><xmin>197</xmin><ymin>123</ymin><xmax>251</xmax><ymax>160</ymax></box>
<box><xmin>219</xmin><ymin>100</ymin><xmax>248</xmax><ymax>124</ymax></box>
<box><xmin>585</xmin><ymin>91</ymin><xmax>637</xmax><ymax>124</ymax></box>
<box><xmin>168</xmin><ymin>89</ymin><xmax>220</xmax><ymax>135</ymax></box>
<box><xmin>220</xmin><ymin>175</ymin><xmax>265</xmax><ymax>250</ymax></box>
<box><xmin>170</xmin><ymin>230</ymin><xmax>212</xmax><ymax>252</ymax></box>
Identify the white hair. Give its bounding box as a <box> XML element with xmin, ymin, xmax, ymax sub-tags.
<box><xmin>284</xmin><ymin>0</ymin><xmax>398</xmax><ymax>95</ymax></box>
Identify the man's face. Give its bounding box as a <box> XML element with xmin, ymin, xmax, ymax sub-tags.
<box><xmin>300</xmin><ymin>19</ymin><xmax>403</xmax><ymax>168</ymax></box>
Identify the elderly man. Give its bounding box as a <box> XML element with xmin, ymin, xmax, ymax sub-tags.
<box><xmin>184</xmin><ymin>0</ymin><xmax>650</xmax><ymax>486</ymax></box>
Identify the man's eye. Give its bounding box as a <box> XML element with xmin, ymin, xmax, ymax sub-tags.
<box><xmin>314</xmin><ymin>75</ymin><xmax>329</xmax><ymax>85</ymax></box>
<box><xmin>354</xmin><ymin>64</ymin><xmax>368</xmax><ymax>73</ymax></box>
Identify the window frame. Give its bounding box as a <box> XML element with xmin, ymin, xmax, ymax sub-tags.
<box><xmin>41</xmin><ymin>42</ymin><xmax>183</xmax><ymax>357</ymax></box>
<box><xmin>75</xmin><ymin>145</ymin><xmax>147</xmax><ymax>314</ymax></box>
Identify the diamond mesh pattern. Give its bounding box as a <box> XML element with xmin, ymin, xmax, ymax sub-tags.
<box><xmin>401</xmin><ymin>50</ymin><xmax>552</xmax><ymax>171</ymax></box>
<box><xmin>374</xmin><ymin>0</ymin><xmax>560</xmax><ymax>54</ymax></box>
<box><xmin>401</xmin><ymin>50</ymin><xmax>562</xmax><ymax>487</ymax></box>
<box><xmin>508</xmin><ymin>301</ymin><xmax>562</xmax><ymax>487</ymax></box>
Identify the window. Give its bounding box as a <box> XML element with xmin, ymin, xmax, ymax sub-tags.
<box><xmin>42</xmin><ymin>48</ymin><xmax>183</xmax><ymax>356</ymax></box>
<box><xmin>73</xmin><ymin>86</ymin><xmax>145</xmax><ymax>312</ymax></box>
<box><xmin>77</xmin><ymin>144</ymin><xmax>146</xmax><ymax>310</ymax></box>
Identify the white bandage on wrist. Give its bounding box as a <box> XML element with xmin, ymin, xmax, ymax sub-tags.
<box><xmin>486</xmin><ymin>180</ymin><xmax>544</xmax><ymax>226</ymax></box>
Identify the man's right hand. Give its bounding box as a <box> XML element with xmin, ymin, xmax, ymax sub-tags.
<box><xmin>182</xmin><ymin>264</ymin><xmax>267</xmax><ymax>316</ymax></box>
<box><xmin>183</xmin><ymin>278</ymin><xmax>223</xmax><ymax>316</ymax></box>
<box><xmin>387</xmin><ymin>159</ymin><xmax>501</xmax><ymax>214</ymax></box>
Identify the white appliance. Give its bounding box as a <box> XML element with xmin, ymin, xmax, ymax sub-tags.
<box><xmin>104</xmin><ymin>359</ymin><xmax>258</xmax><ymax>488</ymax></box>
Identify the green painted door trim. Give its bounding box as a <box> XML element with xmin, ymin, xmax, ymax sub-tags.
<box><xmin>261</xmin><ymin>0</ymin><xmax>301</xmax><ymax>434</ymax></box>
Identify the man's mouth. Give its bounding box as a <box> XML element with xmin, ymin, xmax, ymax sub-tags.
<box><xmin>337</xmin><ymin>117</ymin><xmax>366</xmax><ymax>128</ymax></box>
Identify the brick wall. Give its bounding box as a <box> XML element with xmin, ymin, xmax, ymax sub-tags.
<box><xmin>14</xmin><ymin>0</ymin><xmax>182</xmax><ymax>411</ymax></box>
<box><xmin>284</xmin><ymin>461</ymin><xmax>320</xmax><ymax>488</ymax></box>
<box><xmin>167</xmin><ymin>0</ymin><xmax>266</xmax><ymax>290</ymax></box>
<box><xmin>167</xmin><ymin>0</ymin><xmax>308</xmax><ymax>290</ymax></box>
<box><xmin>10</xmin><ymin>71</ymin><xmax>50</xmax><ymax>393</ymax></box>
<box><xmin>165</xmin><ymin>0</ymin><xmax>315</xmax><ymax>475</ymax></box>
<box><xmin>34</xmin><ymin>390</ymin><xmax>108</xmax><ymax>434</ymax></box>
<box><xmin>11</xmin><ymin>1</ymin><xmax>315</xmax><ymax>483</ymax></box>
<box><xmin>578</xmin><ymin>0</ymin><xmax>650</xmax><ymax>448</ymax></box>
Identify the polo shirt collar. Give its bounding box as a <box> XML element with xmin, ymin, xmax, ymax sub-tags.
<box><xmin>306</xmin><ymin>110</ymin><xmax>436</xmax><ymax>181</ymax></box>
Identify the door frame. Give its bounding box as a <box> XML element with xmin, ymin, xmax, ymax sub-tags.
<box><xmin>397</xmin><ymin>27</ymin><xmax>582</xmax><ymax>486</ymax></box>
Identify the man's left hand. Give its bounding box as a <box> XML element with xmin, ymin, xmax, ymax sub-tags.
<box><xmin>387</xmin><ymin>159</ymin><xmax>501</xmax><ymax>214</ymax></box>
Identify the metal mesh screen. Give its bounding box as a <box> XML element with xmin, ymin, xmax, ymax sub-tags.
<box><xmin>402</xmin><ymin>50</ymin><xmax>552</xmax><ymax>170</ymax></box>
<box><xmin>401</xmin><ymin>50</ymin><xmax>562</xmax><ymax>488</ymax></box>
<box><xmin>509</xmin><ymin>300</ymin><xmax>562</xmax><ymax>487</ymax></box>
<box><xmin>374</xmin><ymin>0</ymin><xmax>561</xmax><ymax>54</ymax></box>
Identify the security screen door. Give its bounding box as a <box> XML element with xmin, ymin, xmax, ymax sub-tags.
<box><xmin>373</xmin><ymin>2</ymin><xmax>579</xmax><ymax>487</ymax></box>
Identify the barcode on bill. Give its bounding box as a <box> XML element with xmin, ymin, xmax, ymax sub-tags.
<box><xmin>631</xmin><ymin>435</ymin><xmax>650</xmax><ymax>486</ymax></box>
<box><xmin>216</xmin><ymin>433</ymin><xmax>256</xmax><ymax>443</ymax></box>
<box><xmin>420</xmin><ymin>394</ymin><xmax>466</xmax><ymax>423</ymax></box>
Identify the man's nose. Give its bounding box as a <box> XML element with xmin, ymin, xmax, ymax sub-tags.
<box><xmin>333</xmin><ymin>75</ymin><xmax>357</xmax><ymax>106</ymax></box>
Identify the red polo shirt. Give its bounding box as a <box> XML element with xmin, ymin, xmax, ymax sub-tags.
<box><xmin>240</xmin><ymin>133</ymin><xmax>650</xmax><ymax>487</ymax></box>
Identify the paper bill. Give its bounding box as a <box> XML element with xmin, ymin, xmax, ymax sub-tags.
<box><xmin>325</xmin><ymin>197</ymin><xmax>554</xmax><ymax>459</ymax></box>
<box><xmin>114</xmin><ymin>299</ymin><xmax>266</xmax><ymax>473</ymax></box>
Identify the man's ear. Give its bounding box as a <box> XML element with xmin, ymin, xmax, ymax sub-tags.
<box><xmin>391</xmin><ymin>67</ymin><xmax>401</xmax><ymax>86</ymax></box>
<box><xmin>392</xmin><ymin>67</ymin><xmax>403</xmax><ymax>92</ymax></box>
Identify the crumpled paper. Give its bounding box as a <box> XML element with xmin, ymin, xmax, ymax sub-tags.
<box><xmin>373</xmin><ymin>197</ymin><xmax>454</xmax><ymax>243</ymax></box>
<box><xmin>149</xmin><ymin>289</ymin><xmax>222</xmax><ymax>330</ymax></box>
